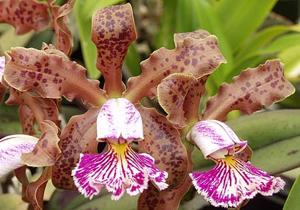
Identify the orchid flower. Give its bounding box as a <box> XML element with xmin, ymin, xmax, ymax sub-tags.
<box><xmin>2</xmin><ymin>3</ymin><xmax>185</xmax><ymax>201</ymax></box>
<box><xmin>0</xmin><ymin>134</ymin><xmax>38</xmax><ymax>177</ymax></box>
<box><xmin>187</xmin><ymin>120</ymin><xmax>285</xmax><ymax>208</ymax></box>
<box><xmin>72</xmin><ymin>98</ymin><xmax>168</xmax><ymax>200</ymax></box>
<box><xmin>146</xmin><ymin>33</ymin><xmax>295</xmax><ymax>208</ymax></box>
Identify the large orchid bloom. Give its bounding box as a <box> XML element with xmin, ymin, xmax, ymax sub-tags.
<box><xmin>72</xmin><ymin>98</ymin><xmax>168</xmax><ymax>200</ymax></box>
<box><xmin>187</xmin><ymin>120</ymin><xmax>285</xmax><ymax>208</ymax></box>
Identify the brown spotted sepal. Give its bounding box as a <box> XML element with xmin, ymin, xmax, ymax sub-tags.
<box><xmin>4</xmin><ymin>47</ymin><xmax>107</xmax><ymax>106</ymax></box>
<box><xmin>47</xmin><ymin>0</ymin><xmax>74</xmax><ymax>56</ymax></box>
<box><xmin>52</xmin><ymin>108</ymin><xmax>99</xmax><ymax>190</ymax></box>
<box><xmin>124</xmin><ymin>29</ymin><xmax>225</xmax><ymax>102</ymax></box>
<box><xmin>157</xmin><ymin>73</ymin><xmax>207</xmax><ymax>128</ymax></box>
<box><xmin>92</xmin><ymin>3</ymin><xmax>137</xmax><ymax>96</ymax></box>
<box><xmin>137</xmin><ymin>106</ymin><xmax>189</xmax><ymax>189</ymax></box>
<box><xmin>203</xmin><ymin>60</ymin><xmax>295</xmax><ymax>121</ymax></box>
<box><xmin>21</xmin><ymin>120</ymin><xmax>61</xmax><ymax>167</ymax></box>
<box><xmin>0</xmin><ymin>0</ymin><xmax>50</xmax><ymax>34</ymax></box>
<box><xmin>6</xmin><ymin>89</ymin><xmax>60</xmax><ymax>134</ymax></box>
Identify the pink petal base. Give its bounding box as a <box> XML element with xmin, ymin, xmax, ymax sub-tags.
<box><xmin>72</xmin><ymin>143</ymin><xmax>168</xmax><ymax>200</ymax></box>
<box><xmin>190</xmin><ymin>156</ymin><xmax>285</xmax><ymax>208</ymax></box>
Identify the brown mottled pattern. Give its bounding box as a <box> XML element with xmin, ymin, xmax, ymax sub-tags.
<box><xmin>157</xmin><ymin>73</ymin><xmax>196</xmax><ymax>128</ymax></box>
<box><xmin>4</xmin><ymin>47</ymin><xmax>107</xmax><ymax>106</ymax></box>
<box><xmin>52</xmin><ymin>109</ymin><xmax>99</xmax><ymax>190</ymax></box>
<box><xmin>137</xmin><ymin>106</ymin><xmax>188</xmax><ymax>188</ymax></box>
<box><xmin>18</xmin><ymin>105</ymin><xmax>35</xmax><ymax>135</ymax></box>
<box><xmin>174</xmin><ymin>29</ymin><xmax>210</xmax><ymax>45</ymax></box>
<box><xmin>204</xmin><ymin>60</ymin><xmax>295</xmax><ymax>121</ymax></box>
<box><xmin>48</xmin><ymin>0</ymin><xmax>74</xmax><ymax>56</ymax></box>
<box><xmin>125</xmin><ymin>31</ymin><xmax>225</xmax><ymax>102</ymax></box>
<box><xmin>92</xmin><ymin>3</ymin><xmax>136</xmax><ymax>95</ymax></box>
<box><xmin>138</xmin><ymin>151</ymin><xmax>193</xmax><ymax>210</ymax></box>
<box><xmin>183</xmin><ymin>77</ymin><xmax>207</xmax><ymax>123</ymax></box>
<box><xmin>6</xmin><ymin>89</ymin><xmax>60</xmax><ymax>131</ymax></box>
<box><xmin>0</xmin><ymin>0</ymin><xmax>50</xmax><ymax>34</ymax></box>
<box><xmin>21</xmin><ymin>120</ymin><xmax>61</xmax><ymax>167</ymax></box>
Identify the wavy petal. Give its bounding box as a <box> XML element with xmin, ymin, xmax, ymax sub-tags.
<box><xmin>21</xmin><ymin>120</ymin><xmax>61</xmax><ymax>167</ymax></box>
<box><xmin>52</xmin><ymin>108</ymin><xmax>99</xmax><ymax>190</ymax></box>
<box><xmin>204</xmin><ymin>60</ymin><xmax>295</xmax><ymax>121</ymax></box>
<box><xmin>92</xmin><ymin>3</ymin><xmax>136</xmax><ymax>95</ymax></box>
<box><xmin>72</xmin><ymin>143</ymin><xmax>168</xmax><ymax>200</ymax></box>
<box><xmin>48</xmin><ymin>0</ymin><xmax>74</xmax><ymax>56</ymax></box>
<box><xmin>0</xmin><ymin>134</ymin><xmax>38</xmax><ymax>177</ymax></box>
<box><xmin>0</xmin><ymin>0</ymin><xmax>50</xmax><ymax>34</ymax></box>
<box><xmin>190</xmin><ymin>156</ymin><xmax>285</xmax><ymax>208</ymax></box>
<box><xmin>125</xmin><ymin>30</ymin><xmax>225</xmax><ymax>102</ymax></box>
<box><xmin>187</xmin><ymin>120</ymin><xmax>247</xmax><ymax>158</ymax></box>
<box><xmin>4</xmin><ymin>47</ymin><xmax>107</xmax><ymax>106</ymax></box>
<box><xmin>97</xmin><ymin>98</ymin><xmax>143</xmax><ymax>142</ymax></box>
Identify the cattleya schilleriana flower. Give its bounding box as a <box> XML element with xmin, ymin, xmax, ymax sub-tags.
<box><xmin>2</xmin><ymin>3</ymin><xmax>210</xmax><ymax>203</ymax></box>
<box><xmin>72</xmin><ymin>98</ymin><xmax>168</xmax><ymax>199</ymax></box>
<box><xmin>187</xmin><ymin>120</ymin><xmax>285</xmax><ymax>208</ymax></box>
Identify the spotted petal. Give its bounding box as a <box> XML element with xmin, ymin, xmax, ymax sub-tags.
<box><xmin>204</xmin><ymin>60</ymin><xmax>295</xmax><ymax>121</ymax></box>
<box><xmin>92</xmin><ymin>3</ymin><xmax>136</xmax><ymax>95</ymax></box>
<box><xmin>0</xmin><ymin>0</ymin><xmax>50</xmax><ymax>34</ymax></box>
<box><xmin>97</xmin><ymin>98</ymin><xmax>143</xmax><ymax>142</ymax></box>
<box><xmin>190</xmin><ymin>156</ymin><xmax>285</xmax><ymax>208</ymax></box>
<box><xmin>72</xmin><ymin>143</ymin><xmax>168</xmax><ymax>200</ymax></box>
<box><xmin>187</xmin><ymin>120</ymin><xmax>247</xmax><ymax>158</ymax></box>
<box><xmin>0</xmin><ymin>134</ymin><xmax>38</xmax><ymax>177</ymax></box>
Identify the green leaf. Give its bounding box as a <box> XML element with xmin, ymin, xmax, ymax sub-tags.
<box><xmin>0</xmin><ymin>194</ymin><xmax>28</xmax><ymax>210</ymax></box>
<box><xmin>74</xmin><ymin>0</ymin><xmax>123</xmax><ymax>79</ymax></box>
<box><xmin>236</xmin><ymin>25</ymin><xmax>300</xmax><ymax>62</ymax></box>
<box><xmin>284</xmin><ymin>175</ymin><xmax>300</xmax><ymax>210</ymax></box>
<box><xmin>227</xmin><ymin>110</ymin><xmax>300</xmax><ymax>149</ymax></box>
<box><xmin>215</xmin><ymin>0</ymin><xmax>277</xmax><ymax>51</ymax></box>
<box><xmin>259</xmin><ymin>33</ymin><xmax>300</xmax><ymax>55</ymax></box>
<box><xmin>251</xmin><ymin>136</ymin><xmax>300</xmax><ymax>174</ymax></box>
<box><xmin>48</xmin><ymin>190</ymin><xmax>89</xmax><ymax>210</ymax></box>
<box><xmin>0</xmin><ymin>104</ymin><xmax>22</xmax><ymax>135</ymax></box>
<box><xmin>279</xmin><ymin>45</ymin><xmax>300</xmax><ymax>82</ymax></box>
<box><xmin>154</xmin><ymin>0</ymin><xmax>177</xmax><ymax>48</ymax></box>
<box><xmin>0</xmin><ymin>26</ymin><xmax>33</xmax><ymax>52</ymax></box>
<box><xmin>124</xmin><ymin>43</ymin><xmax>141</xmax><ymax>76</ymax></box>
<box><xmin>26</xmin><ymin>30</ymin><xmax>54</xmax><ymax>49</ymax></box>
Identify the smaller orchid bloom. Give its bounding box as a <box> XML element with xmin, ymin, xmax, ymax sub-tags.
<box><xmin>0</xmin><ymin>134</ymin><xmax>38</xmax><ymax>177</ymax></box>
<box><xmin>72</xmin><ymin>98</ymin><xmax>168</xmax><ymax>200</ymax></box>
<box><xmin>187</xmin><ymin>120</ymin><xmax>285</xmax><ymax>208</ymax></box>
